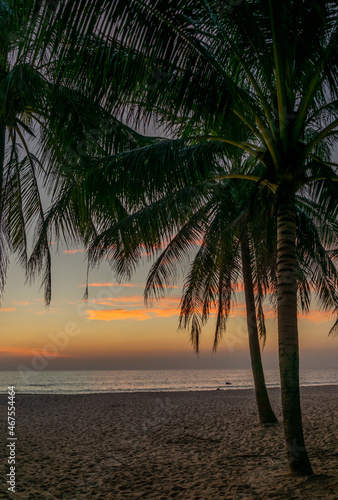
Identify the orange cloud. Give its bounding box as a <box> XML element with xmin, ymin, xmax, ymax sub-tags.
<box><xmin>86</xmin><ymin>309</ymin><xmax>151</xmax><ymax>321</ymax></box>
<box><xmin>64</xmin><ymin>249</ymin><xmax>84</xmax><ymax>254</ymax></box>
<box><xmin>228</xmin><ymin>304</ymin><xmax>333</xmax><ymax>324</ymax></box>
<box><xmin>86</xmin><ymin>296</ymin><xmax>180</xmax><ymax>321</ymax></box>
<box><xmin>91</xmin><ymin>295</ymin><xmax>180</xmax><ymax>306</ymax></box>
<box><xmin>299</xmin><ymin>310</ymin><xmax>334</xmax><ymax>324</ymax></box>
<box><xmin>0</xmin><ymin>308</ymin><xmax>15</xmax><ymax>312</ymax></box>
<box><xmin>91</xmin><ymin>296</ymin><xmax>145</xmax><ymax>306</ymax></box>
<box><xmin>154</xmin><ymin>307</ymin><xmax>179</xmax><ymax>318</ymax></box>
<box><xmin>87</xmin><ymin>297</ymin><xmax>314</xmax><ymax>323</ymax></box>
<box><xmin>12</xmin><ymin>301</ymin><xmax>30</xmax><ymax>306</ymax></box>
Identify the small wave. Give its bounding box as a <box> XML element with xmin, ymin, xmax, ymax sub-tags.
<box><xmin>27</xmin><ymin>383</ymin><xmax>57</xmax><ymax>387</ymax></box>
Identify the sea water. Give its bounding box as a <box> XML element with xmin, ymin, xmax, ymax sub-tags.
<box><xmin>0</xmin><ymin>368</ymin><xmax>338</xmax><ymax>394</ymax></box>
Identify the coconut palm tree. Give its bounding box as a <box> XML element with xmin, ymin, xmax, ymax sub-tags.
<box><xmin>173</xmin><ymin>178</ymin><xmax>279</xmax><ymax>426</ymax></box>
<box><xmin>34</xmin><ymin>0</ymin><xmax>338</xmax><ymax>474</ymax></box>
<box><xmin>33</xmin><ymin>119</ymin><xmax>337</xmax><ymax>472</ymax></box>
<box><xmin>82</xmin><ymin>136</ymin><xmax>337</xmax><ymax>432</ymax></box>
<box><xmin>142</xmin><ymin>157</ymin><xmax>279</xmax><ymax>426</ymax></box>
<box><xmin>0</xmin><ymin>0</ymin><xmax>151</xmax><ymax>303</ymax></box>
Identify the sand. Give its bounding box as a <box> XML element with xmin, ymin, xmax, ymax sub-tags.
<box><xmin>0</xmin><ymin>385</ymin><xmax>337</xmax><ymax>499</ymax></box>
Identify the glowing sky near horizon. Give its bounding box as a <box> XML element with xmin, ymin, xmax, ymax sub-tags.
<box><xmin>0</xmin><ymin>243</ymin><xmax>337</xmax><ymax>371</ymax></box>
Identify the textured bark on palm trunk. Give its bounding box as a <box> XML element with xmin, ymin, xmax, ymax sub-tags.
<box><xmin>277</xmin><ymin>191</ymin><xmax>313</xmax><ymax>475</ymax></box>
<box><xmin>241</xmin><ymin>237</ymin><xmax>277</xmax><ymax>424</ymax></box>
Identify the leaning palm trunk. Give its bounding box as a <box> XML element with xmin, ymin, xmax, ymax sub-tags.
<box><xmin>241</xmin><ymin>237</ymin><xmax>277</xmax><ymax>424</ymax></box>
<box><xmin>277</xmin><ymin>191</ymin><xmax>313</xmax><ymax>475</ymax></box>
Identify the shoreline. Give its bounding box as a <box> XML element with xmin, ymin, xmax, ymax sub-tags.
<box><xmin>0</xmin><ymin>382</ymin><xmax>337</xmax><ymax>396</ymax></box>
<box><xmin>0</xmin><ymin>386</ymin><xmax>337</xmax><ymax>499</ymax></box>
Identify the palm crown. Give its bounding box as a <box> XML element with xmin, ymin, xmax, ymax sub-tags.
<box><xmin>0</xmin><ymin>0</ymin><xmax>153</xmax><ymax>303</ymax></box>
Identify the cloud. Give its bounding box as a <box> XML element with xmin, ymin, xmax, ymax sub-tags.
<box><xmin>64</xmin><ymin>249</ymin><xmax>84</xmax><ymax>254</ymax></box>
<box><xmin>81</xmin><ymin>282</ymin><xmax>178</xmax><ymax>289</ymax></box>
<box><xmin>228</xmin><ymin>304</ymin><xmax>333</xmax><ymax>324</ymax></box>
<box><xmin>91</xmin><ymin>295</ymin><xmax>180</xmax><ymax>305</ymax></box>
<box><xmin>86</xmin><ymin>295</ymin><xmax>334</xmax><ymax>324</ymax></box>
<box><xmin>86</xmin><ymin>307</ymin><xmax>179</xmax><ymax>322</ymax></box>
<box><xmin>80</xmin><ymin>282</ymin><xmax>144</xmax><ymax>288</ymax></box>
<box><xmin>85</xmin><ymin>297</ymin><xmax>268</xmax><ymax>323</ymax></box>
<box><xmin>85</xmin><ymin>296</ymin><xmax>333</xmax><ymax>325</ymax></box>
<box><xmin>154</xmin><ymin>307</ymin><xmax>179</xmax><ymax>318</ymax></box>
<box><xmin>299</xmin><ymin>310</ymin><xmax>334</xmax><ymax>324</ymax></box>
<box><xmin>91</xmin><ymin>296</ymin><xmax>145</xmax><ymax>306</ymax></box>
<box><xmin>12</xmin><ymin>301</ymin><xmax>30</xmax><ymax>306</ymax></box>
<box><xmin>0</xmin><ymin>308</ymin><xmax>15</xmax><ymax>312</ymax></box>
<box><xmin>86</xmin><ymin>309</ymin><xmax>151</xmax><ymax>321</ymax></box>
<box><xmin>86</xmin><ymin>295</ymin><xmax>180</xmax><ymax>321</ymax></box>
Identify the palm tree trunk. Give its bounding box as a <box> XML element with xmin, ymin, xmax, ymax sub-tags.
<box><xmin>277</xmin><ymin>191</ymin><xmax>313</xmax><ymax>475</ymax></box>
<box><xmin>241</xmin><ymin>236</ymin><xmax>277</xmax><ymax>424</ymax></box>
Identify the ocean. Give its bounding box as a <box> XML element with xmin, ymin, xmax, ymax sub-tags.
<box><xmin>0</xmin><ymin>368</ymin><xmax>337</xmax><ymax>394</ymax></box>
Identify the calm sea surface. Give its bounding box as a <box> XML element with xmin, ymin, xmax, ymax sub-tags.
<box><xmin>0</xmin><ymin>368</ymin><xmax>337</xmax><ymax>394</ymax></box>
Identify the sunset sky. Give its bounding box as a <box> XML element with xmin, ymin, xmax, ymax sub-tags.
<box><xmin>0</xmin><ymin>240</ymin><xmax>337</xmax><ymax>372</ymax></box>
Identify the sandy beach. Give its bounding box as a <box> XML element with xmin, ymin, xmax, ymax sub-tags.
<box><xmin>0</xmin><ymin>386</ymin><xmax>337</xmax><ymax>499</ymax></box>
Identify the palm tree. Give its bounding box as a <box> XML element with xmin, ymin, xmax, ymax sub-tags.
<box><xmin>0</xmin><ymin>0</ymin><xmax>150</xmax><ymax>302</ymax></box>
<box><xmin>145</xmin><ymin>175</ymin><xmax>278</xmax><ymax>425</ymax></box>
<box><xmin>177</xmin><ymin>179</ymin><xmax>278</xmax><ymax>425</ymax></box>
<box><xmin>35</xmin><ymin>0</ymin><xmax>338</xmax><ymax>474</ymax></box>
<box><xmin>83</xmin><ymin>136</ymin><xmax>337</xmax><ymax>432</ymax></box>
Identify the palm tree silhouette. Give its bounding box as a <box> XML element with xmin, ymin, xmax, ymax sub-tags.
<box><xmin>34</xmin><ymin>0</ymin><xmax>338</xmax><ymax>474</ymax></box>
<box><xmin>0</xmin><ymin>0</ymin><xmax>150</xmax><ymax>302</ymax></box>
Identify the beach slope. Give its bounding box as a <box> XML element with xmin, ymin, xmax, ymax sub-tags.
<box><xmin>0</xmin><ymin>386</ymin><xmax>337</xmax><ymax>499</ymax></box>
